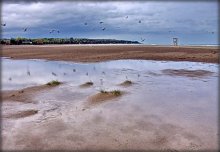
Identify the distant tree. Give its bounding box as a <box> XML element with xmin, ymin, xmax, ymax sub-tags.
<box><xmin>36</xmin><ymin>39</ymin><xmax>43</xmax><ymax>45</ymax></box>
<box><xmin>10</xmin><ymin>38</ymin><xmax>17</xmax><ymax>45</ymax></box>
<box><xmin>70</xmin><ymin>37</ymin><xmax>73</xmax><ymax>44</ymax></box>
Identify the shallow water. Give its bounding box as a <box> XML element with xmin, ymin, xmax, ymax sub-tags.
<box><xmin>2</xmin><ymin>58</ymin><xmax>218</xmax><ymax>90</ymax></box>
<box><xmin>2</xmin><ymin>58</ymin><xmax>219</xmax><ymax>151</ymax></box>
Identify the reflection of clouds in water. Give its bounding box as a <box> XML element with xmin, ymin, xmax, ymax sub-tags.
<box><xmin>2</xmin><ymin>58</ymin><xmax>218</xmax><ymax>90</ymax></box>
<box><xmin>2</xmin><ymin>58</ymin><xmax>218</xmax><ymax>150</ymax></box>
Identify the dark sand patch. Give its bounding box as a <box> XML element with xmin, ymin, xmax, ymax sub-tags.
<box><xmin>146</xmin><ymin>71</ymin><xmax>162</xmax><ymax>77</ymax></box>
<box><xmin>119</xmin><ymin>80</ymin><xmax>133</xmax><ymax>87</ymax></box>
<box><xmin>4</xmin><ymin>110</ymin><xmax>38</xmax><ymax>119</ymax></box>
<box><xmin>79</xmin><ymin>81</ymin><xmax>94</xmax><ymax>88</ymax></box>
<box><xmin>162</xmin><ymin>69</ymin><xmax>214</xmax><ymax>78</ymax></box>
<box><xmin>88</xmin><ymin>90</ymin><xmax>124</xmax><ymax>104</ymax></box>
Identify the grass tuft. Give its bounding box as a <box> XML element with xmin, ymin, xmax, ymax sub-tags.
<box><xmin>85</xmin><ymin>81</ymin><xmax>93</xmax><ymax>85</ymax></box>
<box><xmin>100</xmin><ymin>89</ymin><xmax>108</xmax><ymax>94</ymax></box>
<box><xmin>100</xmin><ymin>89</ymin><xmax>122</xmax><ymax>96</ymax></box>
<box><xmin>111</xmin><ymin>90</ymin><xmax>121</xmax><ymax>96</ymax></box>
<box><xmin>46</xmin><ymin>80</ymin><xmax>61</xmax><ymax>86</ymax></box>
<box><xmin>124</xmin><ymin>80</ymin><xmax>132</xmax><ymax>84</ymax></box>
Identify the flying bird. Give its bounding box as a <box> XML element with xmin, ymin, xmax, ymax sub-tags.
<box><xmin>168</xmin><ymin>30</ymin><xmax>175</xmax><ymax>33</ymax></box>
<box><xmin>50</xmin><ymin>29</ymin><xmax>60</xmax><ymax>34</ymax></box>
<box><xmin>23</xmin><ymin>28</ymin><xmax>28</xmax><ymax>32</ymax></box>
<box><xmin>1</xmin><ymin>23</ymin><xmax>6</xmax><ymax>26</ymax></box>
<box><xmin>141</xmin><ymin>38</ymin><xmax>145</xmax><ymax>42</ymax></box>
<box><xmin>125</xmin><ymin>16</ymin><xmax>128</xmax><ymax>19</ymax></box>
<box><xmin>52</xmin><ymin>72</ymin><xmax>57</xmax><ymax>76</ymax></box>
<box><xmin>138</xmin><ymin>20</ymin><xmax>141</xmax><ymax>23</ymax></box>
<box><xmin>102</xmin><ymin>28</ymin><xmax>106</xmax><ymax>31</ymax></box>
<box><xmin>99</xmin><ymin>21</ymin><xmax>104</xmax><ymax>24</ymax></box>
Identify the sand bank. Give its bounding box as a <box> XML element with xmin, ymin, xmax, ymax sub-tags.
<box><xmin>2</xmin><ymin>45</ymin><xmax>219</xmax><ymax>63</ymax></box>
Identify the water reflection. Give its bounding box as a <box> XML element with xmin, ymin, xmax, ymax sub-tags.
<box><xmin>2</xmin><ymin>58</ymin><xmax>218</xmax><ymax>91</ymax></box>
<box><xmin>1</xmin><ymin>58</ymin><xmax>219</xmax><ymax>150</ymax></box>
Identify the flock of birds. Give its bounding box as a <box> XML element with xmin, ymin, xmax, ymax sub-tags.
<box><xmin>1</xmin><ymin>15</ymin><xmax>216</xmax><ymax>43</ymax></box>
<box><xmin>1</xmin><ymin>16</ymin><xmax>149</xmax><ymax>42</ymax></box>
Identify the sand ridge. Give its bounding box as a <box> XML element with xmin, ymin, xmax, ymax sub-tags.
<box><xmin>2</xmin><ymin>83</ymin><xmax>61</xmax><ymax>103</ymax></box>
<box><xmin>161</xmin><ymin>69</ymin><xmax>214</xmax><ymax>78</ymax></box>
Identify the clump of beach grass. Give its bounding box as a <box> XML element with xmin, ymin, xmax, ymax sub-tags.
<box><xmin>100</xmin><ymin>89</ymin><xmax>108</xmax><ymax>94</ymax></box>
<box><xmin>88</xmin><ymin>89</ymin><xmax>123</xmax><ymax>103</ymax></box>
<box><xmin>46</xmin><ymin>80</ymin><xmax>61</xmax><ymax>86</ymax></box>
<box><xmin>85</xmin><ymin>81</ymin><xmax>93</xmax><ymax>85</ymax></box>
<box><xmin>111</xmin><ymin>90</ymin><xmax>121</xmax><ymax>96</ymax></box>
<box><xmin>100</xmin><ymin>89</ymin><xmax>122</xmax><ymax>96</ymax></box>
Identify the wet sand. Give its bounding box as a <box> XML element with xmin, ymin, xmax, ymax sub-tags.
<box><xmin>1</xmin><ymin>58</ymin><xmax>218</xmax><ymax>151</ymax></box>
<box><xmin>4</xmin><ymin>110</ymin><xmax>38</xmax><ymax>119</ymax></box>
<box><xmin>88</xmin><ymin>91</ymin><xmax>124</xmax><ymax>105</ymax></box>
<box><xmin>1</xmin><ymin>44</ymin><xmax>219</xmax><ymax>63</ymax></box>
<box><xmin>2</xmin><ymin>79</ymin><xmax>218</xmax><ymax>151</ymax></box>
<box><xmin>2</xmin><ymin>83</ymin><xmax>61</xmax><ymax>103</ymax></box>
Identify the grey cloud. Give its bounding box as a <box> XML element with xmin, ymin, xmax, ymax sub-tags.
<box><xmin>1</xmin><ymin>1</ymin><xmax>218</xmax><ymax>44</ymax></box>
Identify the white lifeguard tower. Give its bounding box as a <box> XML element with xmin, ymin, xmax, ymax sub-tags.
<box><xmin>173</xmin><ymin>38</ymin><xmax>178</xmax><ymax>46</ymax></box>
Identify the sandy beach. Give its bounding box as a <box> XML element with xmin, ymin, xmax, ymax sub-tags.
<box><xmin>1</xmin><ymin>45</ymin><xmax>219</xmax><ymax>151</ymax></box>
<box><xmin>1</xmin><ymin>44</ymin><xmax>219</xmax><ymax>63</ymax></box>
<box><xmin>2</xmin><ymin>0</ymin><xmax>219</xmax><ymax>150</ymax></box>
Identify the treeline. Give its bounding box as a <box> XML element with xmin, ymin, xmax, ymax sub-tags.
<box><xmin>0</xmin><ymin>37</ymin><xmax>140</xmax><ymax>45</ymax></box>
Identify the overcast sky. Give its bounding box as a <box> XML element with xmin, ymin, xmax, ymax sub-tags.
<box><xmin>1</xmin><ymin>1</ymin><xmax>218</xmax><ymax>45</ymax></box>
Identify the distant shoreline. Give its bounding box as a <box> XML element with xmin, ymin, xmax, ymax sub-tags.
<box><xmin>2</xmin><ymin>44</ymin><xmax>219</xmax><ymax>63</ymax></box>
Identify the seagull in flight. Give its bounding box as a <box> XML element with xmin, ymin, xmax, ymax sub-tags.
<box><xmin>99</xmin><ymin>21</ymin><xmax>104</xmax><ymax>24</ymax></box>
<box><xmin>52</xmin><ymin>72</ymin><xmax>57</xmax><ymax>76</ymax></box>
<box><xmin>23</xmin><ymin>28</ymin><xmax>28</xmax><ymax>32</ymax></box>
<box><xmin>102</xmin><ymin>27</ymin><xmax>106</xmax><ymax>31</ymax></box>
<box><xmin>141</xmin><ymin>38</ymin><xmax>145</xmax><ymax>42</ymax></box>
<box><xmin>138</xmin><ymin>20</ymin><xmax>141</xmax><ymax>23</ymax></box>
<box><xmin>1</xmin><ymin>23</ymin><xmax>6</xmax><ymax>26</ymax></box>
<box><xmin>49</xmin><ymin>30</ymin><xmax>55</xmax><ymax>33</ymax></box>
<box><xmin>50</xmin><ymin>29</ymin><xmax>60</xmax><ymax>34</ymax></box>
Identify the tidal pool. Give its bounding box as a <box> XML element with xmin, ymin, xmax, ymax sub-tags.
<box><xmin>1</xmin><ymin>58</ymin><xmax>219</xmax><ymax>151</ymax></box>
